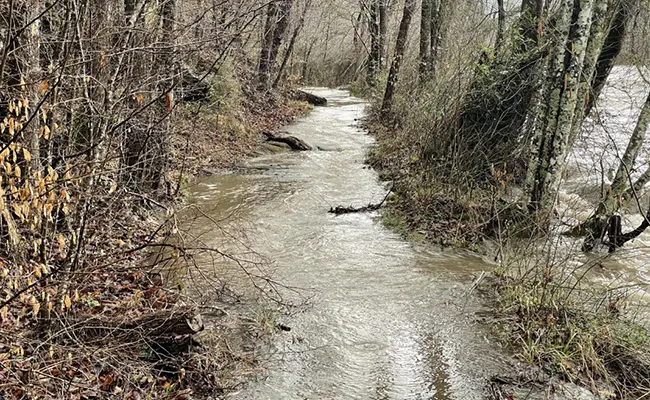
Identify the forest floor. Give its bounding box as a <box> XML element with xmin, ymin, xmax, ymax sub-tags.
<box><xmin>0</xmin><ymin>91</ymin><xmax>311</xmax><ymax>399</ymax></box>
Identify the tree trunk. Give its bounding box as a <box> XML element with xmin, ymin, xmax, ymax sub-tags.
<box><xmin>429</xmin><ymin>0</ymin><xmax>450</xmax><ymax>75</ymax></box>
<box><xmin>526</xmin><ymin>0</ymin><xmax>595</xmax><ymax>215</ymax></box>
<box><xmin>419</xmin><ymin>0</ymin><xmax>432</xmax><ymax>81</ymax></box>
<box><xmin>568</xmin><ymin>0</ymin><xmax>610</xmax><ymax>144</ymax></box>
<box><xmin>24</xmin><ymin>0</ymin><xmax>43</xmax><ymax>174</ymax></box>
<box><xmin>380</xmin><ymin>0</ymin><xmax>416</xmax><ymax>119</ymax></box>
<box><xmin>125</xmin><ymin>0</ymin><xmax>137</xmax><ymax>23</ymax></box>
<box><xmin>585</xmin><ymin>1</ymin><xmax>631</xmax><ymax>115</ymax></box>
<box><xmin>379</xmin><ymin>0</ymin><xmax>388</xmax><ymax>68</ymax></box>
<box><xmin>495</xmin><ymin>0</ymin><xmax>505</xmax><ymax>56</ymax></box>
<box><xmin>258</xmin><ymin>1</ymin><xmax>280</xmax><ymax>89</ymax></box>
<box><xmin>273</xmin><ymin>0</ymin><xmax>311</xmax><ymax>88</ymax></box>
<box><xmin>519</xmin><ymin>0</ymin><xmax>544</xmax><ymax>53</ymax></box>
<box><xmin>267</xmin><ymin>0</ymin><xmax>293</xmax><ymax>87</ymax></box>
<box><xmin>367</xmin><ymin>0</ymin><xmax>381</xmax><ymax>86</ymax></box>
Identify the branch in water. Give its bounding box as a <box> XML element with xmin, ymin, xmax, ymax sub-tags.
<box><xmin>329</xmin><ymin>189</ymin><xmax>392</xmax><ymax>215</ymax></box>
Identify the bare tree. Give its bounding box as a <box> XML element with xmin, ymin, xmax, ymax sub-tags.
<box><xmin>381</xmin><ymin>0</ymin><xmax>416</xmax><ymax>118</ymax></box>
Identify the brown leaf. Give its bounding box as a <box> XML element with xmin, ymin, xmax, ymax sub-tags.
<box><xmin>38</xmin><ymin>80</ymin><xmax>49</xmax><ymax>95</ymax></box>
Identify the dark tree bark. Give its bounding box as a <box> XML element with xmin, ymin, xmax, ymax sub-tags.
<box><xmin>429</xmin><ymin>0</ymin><xmax>449</xmax><ymax>75</ymax></box>
<box><xmin>267</xmin><ymin>0</ymin><xmax>293</xmax><ymax>84</ymax></box>
<box><xmin>125</xmin><ymin>0</ymin><xmax>137</xmax><ymax>23</ymax></box>
<box><xmin>367</xmin><ymin>0</ymin><xmax>381</xmax><ymax>85</ymax></box>
<box><xmin>519</xmin><ymin>0</ymin><xmax>544</xmax><ymax>52</ymax></box>
<box><xmin>585</xmin><ymin>2</ymin><xmax>630</xmax><ymax>115</ymax></box>
<box><xmin>495</xmin><ymin>0</ymin><xmax>505</xmax><ymax>56</ymax></box>
<box><xmin>379</xmin><ymin>0</ymin><xmax>388</xmax><ymax>68</ymax></box>
<box><xmin>419</xmin><ymin>0</ymin><xmax>432</xmax><ymax>80</ymax></box>
<box><xmin>273</xmin><ymin>0</ymin><xmax>311</xmax><ymax>88</ymax></box>
<box><xmin>258</xmin><ymin>2</ymin><xmax>280</xmax><ymax>89</ymax></box>
<box><xmin>380</xmin><ymin>0</ymin><xmax>416</xmax><ymax>119</ymax></box>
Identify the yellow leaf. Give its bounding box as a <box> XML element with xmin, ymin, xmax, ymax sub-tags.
<box><xmin>74</xmin><ymin>289</ymin><xmax>80</xmax><ymax>302</ymax></box>
<box><xmin>23</xmin><ymin>148</ymin><xmax>31</xmax><ymax>162</ymax></box>
<box><xmin>12</xmin><ymin>203</ymin><xmax>24</xmax><ymax>221</ymax></box>
<box><xmin>38</xmin><ymin>80</ymin><xmax>49</xmax><ymax>95</ymax></box>
<box><xmin>64</xmin><ymin>293</ymin><xmax>71</xmax><ymax>309</ymax></box>
<box><xmin>49</xmin><ymin>346</ymin><xmax>54</xmax><ymax>359</ymax></box>
<box><xmin>57</xmin><ymin>234</ymin><xmax>65</xmax><ymax>253</ymax></box>
<box><xmin>14</xmin><ymin>164</ymin><xmax>21</xmax><ymax>178</ymax></box>
<box><xmin>31</xmin><ymin>299</ymin><xmax>40</xmax><ymax>318</ymax></box>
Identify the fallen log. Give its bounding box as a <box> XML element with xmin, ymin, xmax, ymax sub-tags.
<box><xmin>329</xmin><ymin>190</ymin><xmax>392</xmax><ymax>215</ymax></box>
<box><xmin>120</xmin><ymin>307</ymin><xmax>204</xmax><ymax>337</ymax></box>
<box><xmin>294</xmin><ymin>90</ymin><xmax>327</xmax><ymax>106</ymax></box>
<box><xmin>263</xmin><ymin>131</ymin><xmax>312</xmax><ymax>151</ymax></box>
<box><xmin>57</xmin><ymin>306</ymin><xmax>204</xmax><ymax>344</ymax></box>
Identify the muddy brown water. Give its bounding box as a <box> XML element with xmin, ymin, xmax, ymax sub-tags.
<box><xmin>180</xmin><ymin>89</ymin><xmax>510</xmax><ymax>399</ymax></box>
<box><xmin>176</xmin><ymin>74</ymin><xmax>650</xmax><ymax>399</ymax></box>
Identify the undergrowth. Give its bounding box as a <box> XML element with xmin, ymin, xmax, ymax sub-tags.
<box><xmin>484</xmin><ymin>242</ymin><xmax>650</xmax><ymax>398</ymax></box>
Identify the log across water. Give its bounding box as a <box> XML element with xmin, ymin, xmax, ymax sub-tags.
<box><xmin>263</xmin><ymin>131</ymin><xmax>312</xmax><ymax>150</ymax></box>
<box><xmin>294</xmin><ymin>90</ymin><xmax>327</xmax><ymax>106</ymax></box>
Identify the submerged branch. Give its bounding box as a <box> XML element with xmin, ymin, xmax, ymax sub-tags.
<box><xmin>329</xmin><ymin>189</ymin><xmax>392</xmax><ymax>215</ymax></box>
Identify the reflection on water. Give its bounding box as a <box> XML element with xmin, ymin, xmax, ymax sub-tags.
<box><xmin>179</xmin><ymin>88</ymin><xmax>506</xmax><ymax>399</ymax></box>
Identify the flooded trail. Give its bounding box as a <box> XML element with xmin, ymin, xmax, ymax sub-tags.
<box><xmin>182</xmin><ymin>89</ymin><xmax>506</xmax><ymax>399</ymax></box>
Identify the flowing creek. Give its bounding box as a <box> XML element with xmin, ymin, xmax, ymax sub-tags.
<box><xmin>180</xmin><ymin>89</ymin><xmax>507</xmax><ymax>399</ymax></box>
<box><xmin>179</xmin><ymin>80</ymin><xmax>650</xmax><ymax>399</ymax></box>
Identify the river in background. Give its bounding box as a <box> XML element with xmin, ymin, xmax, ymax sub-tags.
<box><xmin>559</xmin><ymin>66</ymin><xmax>650</xmax><ymax>296</ymax></box>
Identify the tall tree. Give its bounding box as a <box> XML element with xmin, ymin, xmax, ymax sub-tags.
<box><xmin>378</xmin><ymin>0</ymin><xmax>388</xmax><ymax>68</ymax></box>
<box><xmin>495</xmin><ymin>0</ymin><xmax>505</xmax><ymax>56</ymax></box>
<box><xmin>259</xmin><ymin>1</ymin><xmax>280</xmax><ymax>89</ymax></box>
<box><xmin>380</xmin><ymin>0</ymin><xmax>416</xmax><ymax>118</ymax></box>
<box><xmin>419</xmin><ymin>0</ymin><xmax>432</xmax><ymax>80</ymax></box>
<box><xmin>274</xmin><ymin>0</ymin><xmax>312</xmax><ymax>88</ymax></box>
<box><xmin>526</xmin><ymin>0</ymin><xmax>597</xmax><ymax>215</ymax></box>
<box><xmin>367</xmin><ymin>0</ymin><xmax>381</xmax><ymax>85</ymax></box>
<box><xmin>585</xmin><ymin>1</ymin><xmax>631</xmax><ymax>115</ymax></box>
<box><xmin>268</xmin><ymin>0</ymin><xmax>293</xmax><ymax>81</ymax></box>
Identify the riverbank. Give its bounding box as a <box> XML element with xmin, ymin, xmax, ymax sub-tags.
<box><xmin>170</xmin><ymin>90</ymin><xmax>312</xmax><ymax>180</ymax></box>
<box><xmin>0</xmin><ymin>86</ymin><xmax>311</xmax><ymax>398</ymax></box>
<box><xmin>364</xmin><ymin>95</ymin><xmax>650</xmax><ymax>398</ymax></box>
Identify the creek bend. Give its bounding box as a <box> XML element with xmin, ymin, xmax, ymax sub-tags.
<box><xmin>181</xmin><ymin>89</ymin><xmax>506</xmax><ymax>399</ymax></box>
